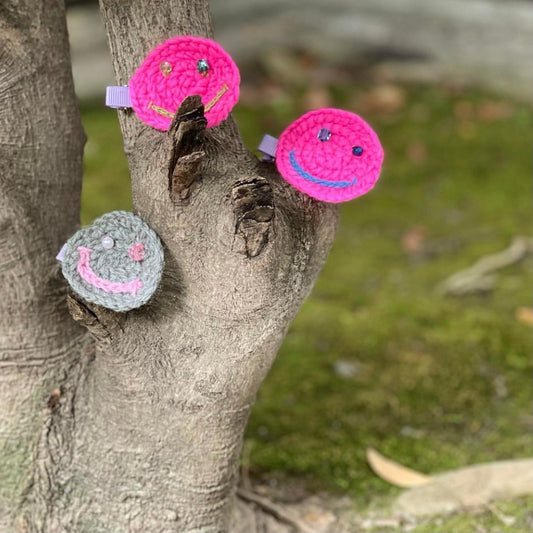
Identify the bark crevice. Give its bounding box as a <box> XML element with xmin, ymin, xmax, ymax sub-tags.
<box><xmin>231</xmin><ymin>176</ymin><xmax>274</xmax><ymax>258</ymax></box>
<box><xmin>168</xmin><ymin>95</ymin><xmax>207</xmax><ymax>204</ymax></box>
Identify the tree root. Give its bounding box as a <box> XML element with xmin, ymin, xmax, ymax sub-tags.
<box><xmin>234</xmin><ymin>488</ymin><xmax>320</xmax><ymax>533</ymax></box>
<box><xmin>437</xmin><ymin>236</ymin><xmax>533</xmax><ymax>295</ymax></box>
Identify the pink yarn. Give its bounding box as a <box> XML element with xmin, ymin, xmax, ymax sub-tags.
<box><xmin>128</xmin><ymin>243</ymin><xmax>145</xmax><ymax>262</ymax></box>
<box><xmin>77</xmin><ymin>247</ymin><xmax>143</xmax><ymax>297</ymax></box>
<box><xmin>129</xmin><ymin>36</ymin><xmax>240</xmax><ymax>130</ymax></box>
<box><xmin>275</xmin><ymin>108</ymin><xmax>384</xmax><ymax>203</ymax></box>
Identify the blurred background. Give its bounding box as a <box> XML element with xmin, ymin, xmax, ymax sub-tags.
<box><xmin>68</xmin><ymin>1</ymin><xmax>532</xmax><ymax>530</ymax></box>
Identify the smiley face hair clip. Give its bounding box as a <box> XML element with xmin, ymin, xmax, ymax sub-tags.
<box><xmin>57</xmin><ymin>211</ymin><xmax>164</xmax><ymax>312</ymax></box>
<box><xmin>106</xmin><ymin>36</ymin><xmax>240</xmax><ymax>130</ymax></box>
<box><xmin>258</xmin><ymin>108</ymin><xmax>384</xmax><ymax>203</ymax></box>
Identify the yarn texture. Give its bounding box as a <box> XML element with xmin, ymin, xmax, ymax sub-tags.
<box><xmin>129</xmin><ymin>36</ymin><xmax>240</xmax><ymax>131</ymax></box>
<box><xmin>276</xmin><ymin>108</ymin><xmax>384</xmax><ymax>203</ymax></box>
<box><xmin>61</xmin><ymin>211</ymin><xmax>164</xmax><ymax>312</ymax></box>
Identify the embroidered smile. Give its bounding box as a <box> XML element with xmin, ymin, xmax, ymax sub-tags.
<box><xmin>289</xmin><ymin>150</ymin><xmax>358</xmax><ymax>188</ymax></box>
<box><xmin>147</xmin><ymin>83</ymin><xmax>230</xmax><ymax>118</ymax></box>
<box><xmin>77</xmin><ymin>247</ymin><xmax>143</xmax><ymax>297</ymax></box>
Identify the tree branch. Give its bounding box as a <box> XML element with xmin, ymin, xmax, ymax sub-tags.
<box><xmin>66</xmin><ymin>293</ymin><xmax>125</xmax><ymax>342</ymax></box>
<box><xmin>168</xmin><ymin>95</ymin><xmax>207</xmax><ymax>203</ymax></box>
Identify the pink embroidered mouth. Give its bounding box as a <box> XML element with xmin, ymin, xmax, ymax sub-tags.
<box><xmin>77</xmin><ymin>246</ymin><xmax>143</xmax><ymax>297</ymax></box>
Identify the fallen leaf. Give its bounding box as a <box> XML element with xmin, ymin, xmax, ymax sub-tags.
<box><xmin>515</xmin><ymin>307</ymin><xmax>533</xmax><ymax>326</ymax></box>
<box><xmin>402</xmin><ymin>226</ymin><xmax>427</xmax><ymax>254</ymax></box>
<box><xmin>477</xmin><ymin>100</ymin><xmax>514</xmax><ymax>122</ymax></box>
<box><xmin>366</xmin><ymin>448</ymin><xmax>432</xmax><ymax>488</ymax></box>
<box><xmin>303</xmin><ymin>86</ymin><xmax>333</xmax><ymax>110</ymax></box>
<box><xmin>358</xmin><ymin>85</ymin><xmax>406</xmax><ymax>114</ymax></box>
<box><xmin>438</xmin><ymin>236</ymin><xmax>533</xmax><ymax>296</ymax></box>
<box><xmin>406</xmin><ymin>141</ymin><xmax>427</xmax><ymax>164</ymax></box>
<box><xmin>393</xmin><ymin>458</ymin><xmax>533</xmax><ymax>516</ymax></box>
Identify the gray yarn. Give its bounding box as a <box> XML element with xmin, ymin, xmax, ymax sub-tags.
<box><xmin>61</xmin><ymin>211</ymin><xmax>164</xmax><ymax>312</ymax></box>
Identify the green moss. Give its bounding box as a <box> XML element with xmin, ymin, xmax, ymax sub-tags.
<box><xmin>80</xmin><ymin>84</ymin><xmax>532</xmax><ymax>517</ymax></box>
<box><xmin>369</xmin><ymin>496</ymin><xmax>533</xmax><ymax>533</ymax></box>
<box><xmin>235</xmin><ymin>85</ymin><xmax>532</xmax><ymax>501</ymax></box>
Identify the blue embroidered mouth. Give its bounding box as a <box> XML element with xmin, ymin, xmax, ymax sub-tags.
<box><xmin>289</xmin><ymin>150</ymin><xmax>358</xmax><ymax>188</ymax></box>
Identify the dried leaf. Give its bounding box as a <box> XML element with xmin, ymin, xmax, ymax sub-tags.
<box><xmin>477</xmin><ymin>101</ymin><xmax>514</xmax><ymax>122</ymax></box>
<box><xmin>406</xmin><ymin>141</ymin><xmax>427</xmax><ymax>164</ymax></box>
<box><xmin>515</xmin><ymin>307</ymin><xmax>533</xmax><ymax>326</ymax></box>
<box><xmin>358</xmin><ymin>85</ymin><xmax>406</xmax><ymax>114</ymax></box>
<box><xmin>393</xmin><ymin>458</ymin><xmax>533</xmax><ymax>516</ymax></box>
<box><xmin>366</xmin><ymin>448</ymin><xmax>432</xmax><ymax>488</ymax></box>
<box><xmin>401</xmin><ymin>226</ymin><xmax>427</xmax><ymax>254</ymax></box>
<box><xmin>438</xmin><ymin>236</ymin><xmax>533</xmax><ymax>296</ymax></box>
<box><xmin>303</xmin><ymin>86</ymin><xmax>333</xmax><ymax>110</ymax></box>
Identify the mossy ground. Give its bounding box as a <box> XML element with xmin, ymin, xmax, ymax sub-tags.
<box><xmin>80</xmin><ymin>82</ymin><xmax>532</xmax><ymax>529</ymax></box>
<box><xmin>365</xmin><ymin>496</ymin><xmax>533</xmax><ymax>532</ymax></box>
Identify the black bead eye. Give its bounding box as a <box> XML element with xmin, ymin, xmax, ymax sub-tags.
<box><xmin>317</xmin><ymin>128</ymin><xmax>332</xmax><ymax>142</ymax></box>
<box><xmin>352</xmin><ymin>146</ymin><xmax>364</xmax><ymax>156</ymax></box>
<box><xmin>197</xmin><ymin>59</ymin><xmax>209</xmax><ymax>75</ymax></box>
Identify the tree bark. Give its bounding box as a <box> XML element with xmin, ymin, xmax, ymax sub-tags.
<box><xmin>0</xmin><ymin>0</ymin><xmax>87</xmax><ymax>531</ymax></box>
<box><xmin>0</xmin><ymin>1</ymin><xmax>338</xmax><ymax>532</ymax></box>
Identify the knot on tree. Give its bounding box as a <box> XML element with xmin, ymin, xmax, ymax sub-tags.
<box><xmin>231</xmin><ymin>177</ymin><xmax>274</xmax><ymax>258</ymax></box>
<box><xmin>66</xmin><ymin>293</ymin><xmax>125</xmax><ymax>342</ymax></box>
<box><xmin>168</xmin><ymin>95</ymin><xmax>207</xmax><ymax>203</ymax></box>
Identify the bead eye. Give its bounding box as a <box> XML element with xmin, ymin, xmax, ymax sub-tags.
<box><xmin>101</xmin><ymin>236</ymin><xmax>114</xmax><ymax>249</ymax></box>
<box><xmin>352</xmin><ymin>146</ymin><xmax>364</xmax><ymax>156</ymax></box>
<box><xmin>317</xmin><ymin>128</ymin><xmax>331</xmax><ymax>142</ymax></box>
<box><xmin>160</xmin><ymin>61</ymin><xmax>172</xmax><ymax>77</ymax></box>
<box><xmin>197</xmin><ymin>58</ymin><xmax>209</xmax><ymax>75</ymax></box>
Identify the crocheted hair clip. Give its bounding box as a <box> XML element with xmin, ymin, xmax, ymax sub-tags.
<box><xmin>57</xmin><ymin>211</ymin><xmax>164</xmax><ymax>312</ymax></box>
<box><xmin>106</xmin><ymin>36</ymin><xmax>240</xmax><ymax>131</ymax></box>
<box><xmin>258</xmin><ymin>108</ymin><xmax>384</xmax><ymax>203</ymax></box>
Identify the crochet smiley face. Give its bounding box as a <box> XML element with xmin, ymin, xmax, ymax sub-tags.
<box><xmin>275</xmin><ymin>108</ymin><xmax>384</xmax><ymax>203</ymax></box>
<box><xmin>128</xmin><ymin>36</ymin><xmax>240</xmax><ymax>130</ymax></box>
<box><xmin>61</xmin><ymin>211</ymin><xmax>164</xmax><ymax>312</ymax></box>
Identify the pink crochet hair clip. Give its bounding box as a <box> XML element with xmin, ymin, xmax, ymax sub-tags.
<box><xmin>259</xmin><ymin>108</ymin><xmax>384</xmax><ymax>203</ymax></box>
<box><xmin>106</xmin><ymin>36</ymin><xmax>240</xmax><ymax>130</ymax></box>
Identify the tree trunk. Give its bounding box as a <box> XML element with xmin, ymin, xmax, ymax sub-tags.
<box><xmin>0</xmin><ymin>0</ymin><xmax>87</xmax><ymax>531</ymax></box>
<box><xmin>0</xmin><ymin>1</ymin><xmax>338</xmax><ymax>532</ymax></box>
